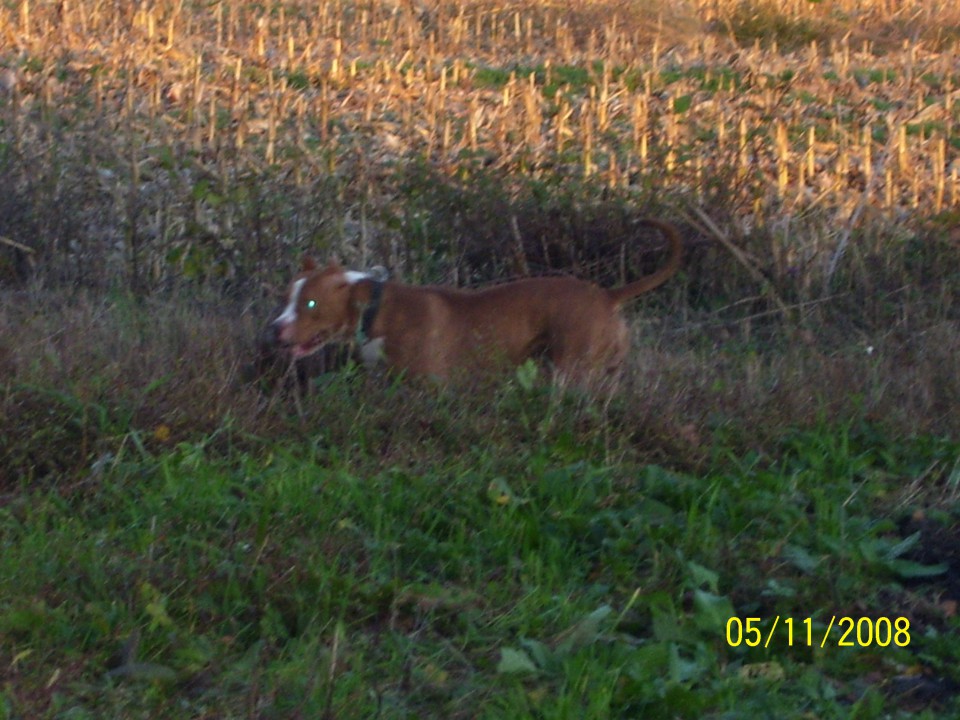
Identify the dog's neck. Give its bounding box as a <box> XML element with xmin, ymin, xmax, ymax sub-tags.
<box><xmin>354</xmin><ymin>278</ymin><xmax>385</xmax><ymax>344</ymax></box>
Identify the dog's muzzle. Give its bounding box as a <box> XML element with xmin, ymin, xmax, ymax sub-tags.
<box><xmin>269</xmin><ymin>319</ymin><xmax>334</xmax><ymax>359</ymax></box>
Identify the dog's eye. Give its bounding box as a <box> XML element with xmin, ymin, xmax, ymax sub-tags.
<box><xmin>306</xmin><ymin>300</ymin><xmax>317</xmax><ymax>310</ymax></box>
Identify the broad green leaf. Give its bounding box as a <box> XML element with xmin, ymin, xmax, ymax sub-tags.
<box><xmin>686</xmin><ymin>561</ymin><xmax>719</xmax><ymax>592</ymax></box>
<box><xmin>515</xmin><ymin>358</ymin><xmax>539</xmax><ymax>391</ymax></box>
<box><xmin>783</xmin><ymin>544</ymin><xmax>819</xmax><ymax>573</ymax></box>
<box><xmin>693</xmin><ymin>589</ymin><xmax>735</xmax><ymax>633</ymax></box>
<box><xmin>557</xmin><ymin>604</ymin><xmax>612</xmax><ymax>654</ymax></box>
<box><xmin>497</xmin><ymin>647</ymin><xmax>538</xmax><ymax>675</ymax></box>
<box><xmin>519</xmin><ymin>638</ymin><xmax>553</xmax><ymax>670</ymax></box>
<box><xmin>624</xmin><ymin>641</ymin><xmax>672</xmax><ymax>680</ymax></box>
<box><xmin>886</xmin><ymin>559</ymin><xmax>949</xmax><ymax>579</ymax></box>
<box><xmin>885</xmin><ymin>531</ymin><xmax>921</xmax><ymax>560</ymax></box>
<box><xmin>669</xmin><ymin>642</ymin><xmax>707</xmax><ymax>683</ymax></box>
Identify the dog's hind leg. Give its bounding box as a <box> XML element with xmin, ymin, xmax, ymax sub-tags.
<box><xmin>550</xmin><ymin>315</ymin><xmax>629</xmax><ymax>392</ymax></box>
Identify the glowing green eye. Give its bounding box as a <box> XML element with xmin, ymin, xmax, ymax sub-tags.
<box><xmin>306</xmin><ymin>300</ymin><xmax>317</xmax><ymax>310</ymax></box>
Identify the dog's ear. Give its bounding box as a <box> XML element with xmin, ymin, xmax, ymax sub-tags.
<box><xmin>300</xmin><ymin>256</ymin><xmax>317</xmax><ymax>271</ymax></box>
<box><xmin>325</xmin><ymin>258</ymin><xmax>342</xmax><ymax>270</ymax></box>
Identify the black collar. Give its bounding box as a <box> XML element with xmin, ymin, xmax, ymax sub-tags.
<box><xmin>357</xmin><ymin>279</ymin><xmax>384</xmax><ymax>343</ymax></box>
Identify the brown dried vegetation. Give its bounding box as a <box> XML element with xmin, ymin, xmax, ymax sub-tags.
<box><xmin>0</xmin><ymin>0</ymin><xmax>957</xmax><ymax>287</ymax></box>
<box><xmin>1</xmin><ymin>0</ymin><xmax>959</xmax><ymax>476</ymax></box>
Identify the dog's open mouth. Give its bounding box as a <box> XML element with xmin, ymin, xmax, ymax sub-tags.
<box><xmin>272</xmin><ymin>320</ymin><xmax>333</xmax><ymax>360</ymax></box>
<box><xmin>291</xmin><ymin>335</ymin><xmax>326</xmax><ymax>359</ymax></box>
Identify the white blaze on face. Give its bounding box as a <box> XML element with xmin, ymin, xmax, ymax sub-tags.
<box><xmin>276</xmin><ymin>278</ymin><xmax>305</xmax><ymax>325</ymax></box>
<box><xmin>274</xmin><ymin>277</ymin><xmax>306</xmax><ymax>343</ymax></box>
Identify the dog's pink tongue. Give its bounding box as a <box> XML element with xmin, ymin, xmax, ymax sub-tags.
<box><xmin>292</xmin><ymin>344</ymin><xmax>311</xmax><ymax>359</ymax></box>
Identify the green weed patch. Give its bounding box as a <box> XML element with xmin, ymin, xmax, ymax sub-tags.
<box><xmin>2</xmin><ymin>399</ymin><xmax>958</xmax><ymax>718</ymax></box>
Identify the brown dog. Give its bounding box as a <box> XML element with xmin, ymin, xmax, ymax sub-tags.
<box><xmin>271</xmin><ymin>219</ymin><xmax>682</xmax><ymax>388</ymax></box>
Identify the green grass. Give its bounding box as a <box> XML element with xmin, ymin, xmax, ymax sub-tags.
<box><xmin>2</xmin><ymin>373</ymin><xmax>958</xmax><ymax>718</ymax></box>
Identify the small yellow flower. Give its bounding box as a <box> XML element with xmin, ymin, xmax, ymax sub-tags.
<box><xmin>153</xmin><ymin>424</ymin><xmax>172</xmax><ymax>442</ymax></box>
<box><xmin>488</xmin><ymin>477</ymin><xmax>514</xmax><ymax>506</ymax></box>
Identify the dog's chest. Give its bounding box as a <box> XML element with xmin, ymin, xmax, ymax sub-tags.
<box><xmin>357</xmin><ymin>337</ymin><xmax>386</xmax><ymax>367</ymax></box>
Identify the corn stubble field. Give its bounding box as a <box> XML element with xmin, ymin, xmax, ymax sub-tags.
<box><xmin>2</xmin><ymin>0</ymin><xmax>960</xmax><ymax>718</ymax></box>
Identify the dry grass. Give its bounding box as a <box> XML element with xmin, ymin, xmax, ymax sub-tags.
<box><xmin>0</xmin><ymin>289</ymin><xmax>259</xmax><ymax>485</ymax></box>
<box><xmin>3</xmin><ymin>286</ymin><xmax>958</xmax><ymax>488</ymax></box>
<box><xmin>0</xmin><ymin>0</ymin><xmax>958</xmax><ymax>295</ymax></box>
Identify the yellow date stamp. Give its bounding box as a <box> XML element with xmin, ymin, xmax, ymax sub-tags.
<box><xmin>726</xmin><ymin>616</ymin><xmax>911</xmax><ymax>648</ymax></box>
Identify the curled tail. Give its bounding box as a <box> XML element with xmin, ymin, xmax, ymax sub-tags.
<box><xmin>607</xmin><ymin>218</ymin><xmax>683</xmax><ymax>306</ymax></box>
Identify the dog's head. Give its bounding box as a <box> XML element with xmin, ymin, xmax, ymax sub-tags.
<box><xmin>271</xmin><ymin>257</ymin><xmax>360</xmax><ymax>359</ymax></box>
